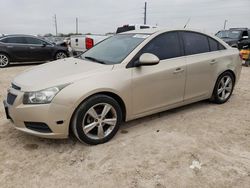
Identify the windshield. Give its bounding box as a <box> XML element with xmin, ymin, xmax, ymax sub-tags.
<box><xmin>80</xmin><ymin>34</ymin><xmax>149</xmax><ymax>65</ymax></box>
<box><xmin>216</xmin><ymin>30</ymin><xmax>241</xmax><ymax>39</ymax></box>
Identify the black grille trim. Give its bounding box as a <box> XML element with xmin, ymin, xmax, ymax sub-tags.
<box><xmin>24</xmin><ymin>122</ymin><xmax>52</xmax><ymax>133</ymax></box>
<box><xmin>11</xmin><ymin>83</ymin><xmax>21</xmax><ymax>90</ymax></box>
<box><xmin>7</xmin><ymin>93</ymin><xmax>17</xmax><ymax>105</ymax></box>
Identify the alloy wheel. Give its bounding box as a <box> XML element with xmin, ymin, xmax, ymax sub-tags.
<box><xmin>0</xmin><ymin>54</ymin><xmax>9</xmax><ymax>67</ymax></box>
<box><xmin>82</xmin><ymin>103</ymin><xmax>117</xmax><ymax>140</ymax></box>
<box><xmin>217</xmin><ymin>75</ymin><xmax>233</xmax><ymax>101</ymax></box>
<box><xmin>56</xmin><ymin>52</ymin><xmax>67</xmax><ymax>59</ymax></box>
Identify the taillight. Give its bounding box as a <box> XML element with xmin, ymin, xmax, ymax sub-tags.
<box><xmin>85</xmin><ymin>37</ymin><xmax>94</xmax><ymax>49</ymax></box>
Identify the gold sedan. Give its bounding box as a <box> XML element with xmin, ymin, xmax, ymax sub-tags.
<box><xmin>4</xmin><ymin>28</ymin><xmax>242</xmax><ymax>145</ymax></box>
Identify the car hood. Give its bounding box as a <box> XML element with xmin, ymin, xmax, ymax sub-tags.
<box><xmin>13</xmin><ymin>57</ymin><xmax>114</xmax><ymax>91</ymax></box>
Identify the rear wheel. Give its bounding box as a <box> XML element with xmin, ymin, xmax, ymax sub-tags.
<box><xmin>72</xmin><ymin>95</ymin><xmax>122</xmax><ymax>145</ymax></box>
<box><xmin>55</xmin><ymin>51</ymin><xmax>67</xmax><ymax>60</ymax></box>
<box><xmin>211</xmin><ymin>72</ymin><xmax>235</xmax><ymax>104</ymax></box>
<box><xmin>0</xmin><ymin>53</ymin><xmax>10</xmax><ymax>68</ymax></box>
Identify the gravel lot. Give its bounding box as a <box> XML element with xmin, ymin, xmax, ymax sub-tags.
<box><xmin>0</xmin><ymin>64</ymin><xmax>250</xmax><ymax>188</ymax></box>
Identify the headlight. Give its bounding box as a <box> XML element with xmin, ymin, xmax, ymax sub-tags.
<box><xmin>23</xmin><ymin>84</ymin><xmax>69</xmax><ymax>104</ymax></box>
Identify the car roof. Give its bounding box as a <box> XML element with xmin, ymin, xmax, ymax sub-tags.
<box><xmin>1</xmin><ymin>34</ymin><xmax>38</xmax><ymax>38</ymax></box>
<box><xmin>121</xmin><ymin>28</ymin><xmax>213</xmax><ymax>36</ymax></box>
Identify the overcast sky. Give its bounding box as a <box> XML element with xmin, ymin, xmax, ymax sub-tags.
<box><xmin>0</xmin><ymin>0</ymin><xmax>249</xmax><ymax>35</ymax></box>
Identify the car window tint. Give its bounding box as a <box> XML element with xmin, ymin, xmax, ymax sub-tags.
<box><xmin>1</xmin><ymin>37</ymin><xmax>26</xmax><ymax>44</ymax></box>
<box><xmin>25</xmin><ymin>37</ymin><xmax>43</xmax><ymax>45</ymax></box>
<box><xmin>116</xmin><ymin>26</ymin><xmax>136</xmax><ymax>34</ymax></box>
<box><xmin>140</xmin><ymin>26</ymin><xmax>150</xmax><ymax>29</ymax></box>
<box><xmin>182</xmin><ymin>32</ymin><xmax>210</xmax><ymax>55</ymax></box>
<box><xmin>208</xmin><ymin>37</ymin><xmax>219</xmax><ymax>51</ymax></box>
<box><xmin>218</xmin><ymin>43</ymin><xmax>226</xmax><ymax>50</ymax></box>
<box><xmin>141</xmin><ymin>32</ymin><xmax>182</xmax><ymax>60</ymax></box>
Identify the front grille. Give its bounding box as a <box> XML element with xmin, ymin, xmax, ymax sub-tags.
<box><xmin>24</xmin><ymin>122</ymin><xmax>52</xmax><ymax>133</ymax></box>
<box><xmin>7</xmin><ymin>93</ymin><xmax>17</xmax><ymax>105</ymax></box>
<box><xmin>11</xmin><ymin>83</ymin><xmax>21</xmax><ymax>90</ymax></box>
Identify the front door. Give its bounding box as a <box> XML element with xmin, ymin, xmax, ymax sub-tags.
<box><xmin>131</xmin><ymin>32</ymin><xmax>186</xmax><ymax>115</ymax></box>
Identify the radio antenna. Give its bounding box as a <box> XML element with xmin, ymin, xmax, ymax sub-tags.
<box><xmin>184</xmin><ymin>18</ymin><xmax>191</xmax><ymax>28</ymax></box>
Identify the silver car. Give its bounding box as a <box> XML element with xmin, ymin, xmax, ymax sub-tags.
<box><xmin>4</xmin><ymin>28</ymin><xmax>242</xmax><ymax>145</ymax></box>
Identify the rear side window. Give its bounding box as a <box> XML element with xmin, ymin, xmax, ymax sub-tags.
<box><xmin>116</xmin><ymin>26</ymin><xmax>136</xmax><ymax>34</ymax></box>
<box><xmin>141</xmin><ymin>32</ymin><xmax>182</xmax><ymax>60</ymax></box>
<box><xmin>140</xmin><ymin>26</ymin><xmax>150</xmax><ymax>29</ymax></box>
<box><xmin>0</xmin><ymin>37</ymin><xmax>26</xmax><ymax>44</ymax></box>
<box><xmin>208</xmin><ymin>37</ymin><xmax>226</xmax><ymax>51</ymax></box>
<box><xmin>25</xmin><ymin>37</ymin><xmax>43</xmax><ymax>45</ymax></box>
<box><xmin>181</xmin><ymin>32</ymin><xmax>210</xmax><ymax>55</ymax></box>
<box><xmin>208</xmin><ymin>38</ymin><xmax>218</xmax><ymax>51</ymax></box>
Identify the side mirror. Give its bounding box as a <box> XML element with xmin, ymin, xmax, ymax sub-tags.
<box><xmin>42</xmin><ymin>43</ymin><xmax>47</xmax><ymax>47</ymax></box>
<box><xmin>137</xmin><ymin>53</ymin><xmax>159</xmax><ymax>66</ymax></box>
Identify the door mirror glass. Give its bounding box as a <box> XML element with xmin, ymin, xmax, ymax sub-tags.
<box><xmin>137</xmin><ymin>53</ymin><xmax>159</xmax><ymax>66</ymax></box>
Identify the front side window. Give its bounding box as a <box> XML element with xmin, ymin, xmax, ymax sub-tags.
<box><xmin>141</xmin><ymin>32</ymin><xmax>182</xmax><ymax>60</ymax></box>
<box><xmin>0</xmin><ymin>37</ymin><xmax>26</xmax><ymax>44</ymax></box>
<box><xmin>181</xmin><ymin>32</ymin><xmax>210</xmax><ymax>55</ymax></box>
<box><xmin>25</xmin><ymin>37</ymin><xmax>43</xmax><ymax>45</ymax></box>
<box><xmin>81</xmin><ymin>34</ymin><xmax>148</xmax><ymax>65</ymax></box>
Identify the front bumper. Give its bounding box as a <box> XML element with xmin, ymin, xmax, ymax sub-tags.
<box><xmin>3</xmin><ymin>88</ymin><xmax>71</xmax><ymax>139</ymax></box>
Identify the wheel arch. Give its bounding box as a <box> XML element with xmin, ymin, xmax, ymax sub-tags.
<box><xmin>0</xmin><ymin>51</ymin><xmax>11</xmax><ymax>59</ymax></box>
<box><xmin>68</xmin><ymin>91</ymin><xmax>127</xmax><ymax>136</ymax></box>
<box><xmin>211</xmin><ymin>69</ymin><xmax>236</xmax><ymax>99</ymax></box>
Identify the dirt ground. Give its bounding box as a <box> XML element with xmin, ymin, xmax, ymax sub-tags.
<box><xmin>0</xmin><ymin>64</ymin><xmax>250</xmax><ymax>188</ymax></box>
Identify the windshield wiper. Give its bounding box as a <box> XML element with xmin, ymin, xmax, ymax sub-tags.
<box><xmin>84</xmin><ymin>56</ymin><xmax>106</xmax><ymax>64</ymax></box>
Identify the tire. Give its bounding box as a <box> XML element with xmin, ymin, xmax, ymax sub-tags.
<box><xmin>72</xmin><ymin>95</ymin><xmax>122</xmax><ymax>145</ymax></box>
<box><xmin>55</xmin><ymin>51</ymin><xmax>67</xmax><ymax>60</ymax></box>
<box><xmin>0</xmin><ymin>53</ymin><xmax>10</xmax><ymax>68</ymax></box>
<box><xmin>211</xmin><ymin>71</ymin><xmax>235</xmax><ymax>104</ymax></box>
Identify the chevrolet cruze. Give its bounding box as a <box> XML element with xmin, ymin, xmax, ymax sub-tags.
<box><xmin>3</xmin><ymin>29</ymin><xmax>242</xmax><ymax>145</ymax></box>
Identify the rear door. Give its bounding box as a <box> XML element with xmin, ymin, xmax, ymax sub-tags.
<box><xmin>131</xmin><ymin>31</ymin><xmax>186</xmax><ymax>115</ymax></box>
<box><xmin>24</xmin><ymin>37</ymin><xmax>53</xmax><ymax>61</ymax></box>
<box><xmin>180</xmin><ymin>31</ymin><xmax>224</xmax><ymax>100</ymax></box>
<box><xmin>0</xmin><ymin>36</ymin><xmax>29</xmax><ymax>61</ymax></box>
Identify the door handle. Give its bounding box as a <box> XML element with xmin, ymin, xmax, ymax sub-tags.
<box><xmin>29</xmin><ymin>47</ymin><xmax>35</xmax><ymax>49</ymax></box>
<box><xmin>210</xmin><ymin>59</ymin><xmax>217</xmax><ymax>64</ymax></box>
<box><xmin>7</xmin><ymin>46</ymin><xmax>13</xmax><ymax>48</ymax></box>
<box><xmin>173</xmin><ymin>68</ymin><xmax>184</xmax><ymax>74</ymax></box>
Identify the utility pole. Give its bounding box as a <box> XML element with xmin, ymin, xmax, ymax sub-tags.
<box><xmin>144</xmin><ymin>2</ymin><xmax>147</xmax><ymax>25</ymax></box>
<box><xmin>223</xmin><ymin>20</ymin><xmax>228</xmax><ymax>30</ymax></box>
<box><xmin>76</xmin><ymin>17</ymin><xmax>78</xmax><ymax>34</ymax></box>
<box><xmin>54</xmin><ymin>14</ymin><xmax>58</xmax><ymax>36</ymax></box>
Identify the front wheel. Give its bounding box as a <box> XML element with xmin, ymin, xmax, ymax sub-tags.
<box><xmin>0</xmin><ymin>54</ymin><xmax>10</xmax><ymax>68</ymax></box>
<box><xmin>211</xmin><ymin>72</ymin><xmax>235</xmax><ymax>104</ymax></box>
<box><xmin>72</xmin><ymin>95</ymin><xmax>122</xmax><ymax>145</ymax></box>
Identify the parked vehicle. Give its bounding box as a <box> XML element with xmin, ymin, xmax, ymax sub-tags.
<box><xmin>4</xmin><ymin>28</ymin><xmax>242</xmax><ymax>145</ymax></box>
<box><xmin>70</xmin><ymin>34</ymin><xmax>110</xmax><ymax>55</ymax></box>
<box><xmin>0</xmin><ymin>35</ymin><xmax>69</xmax><ymax>68</ymax></box>
<box><xmin>116</xmin><ymin>24</ymin><xmax>157</xmax><ymax>34</ymax></box>
<box><xmin>70</xmin><ymin>24</ymin><xmax>157</xmax><ymax>54</ymax></box>
<box><xmin>215</xmin><ymin>28</ymin><xmax>249</xmax><ymax>48</ymax></box>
